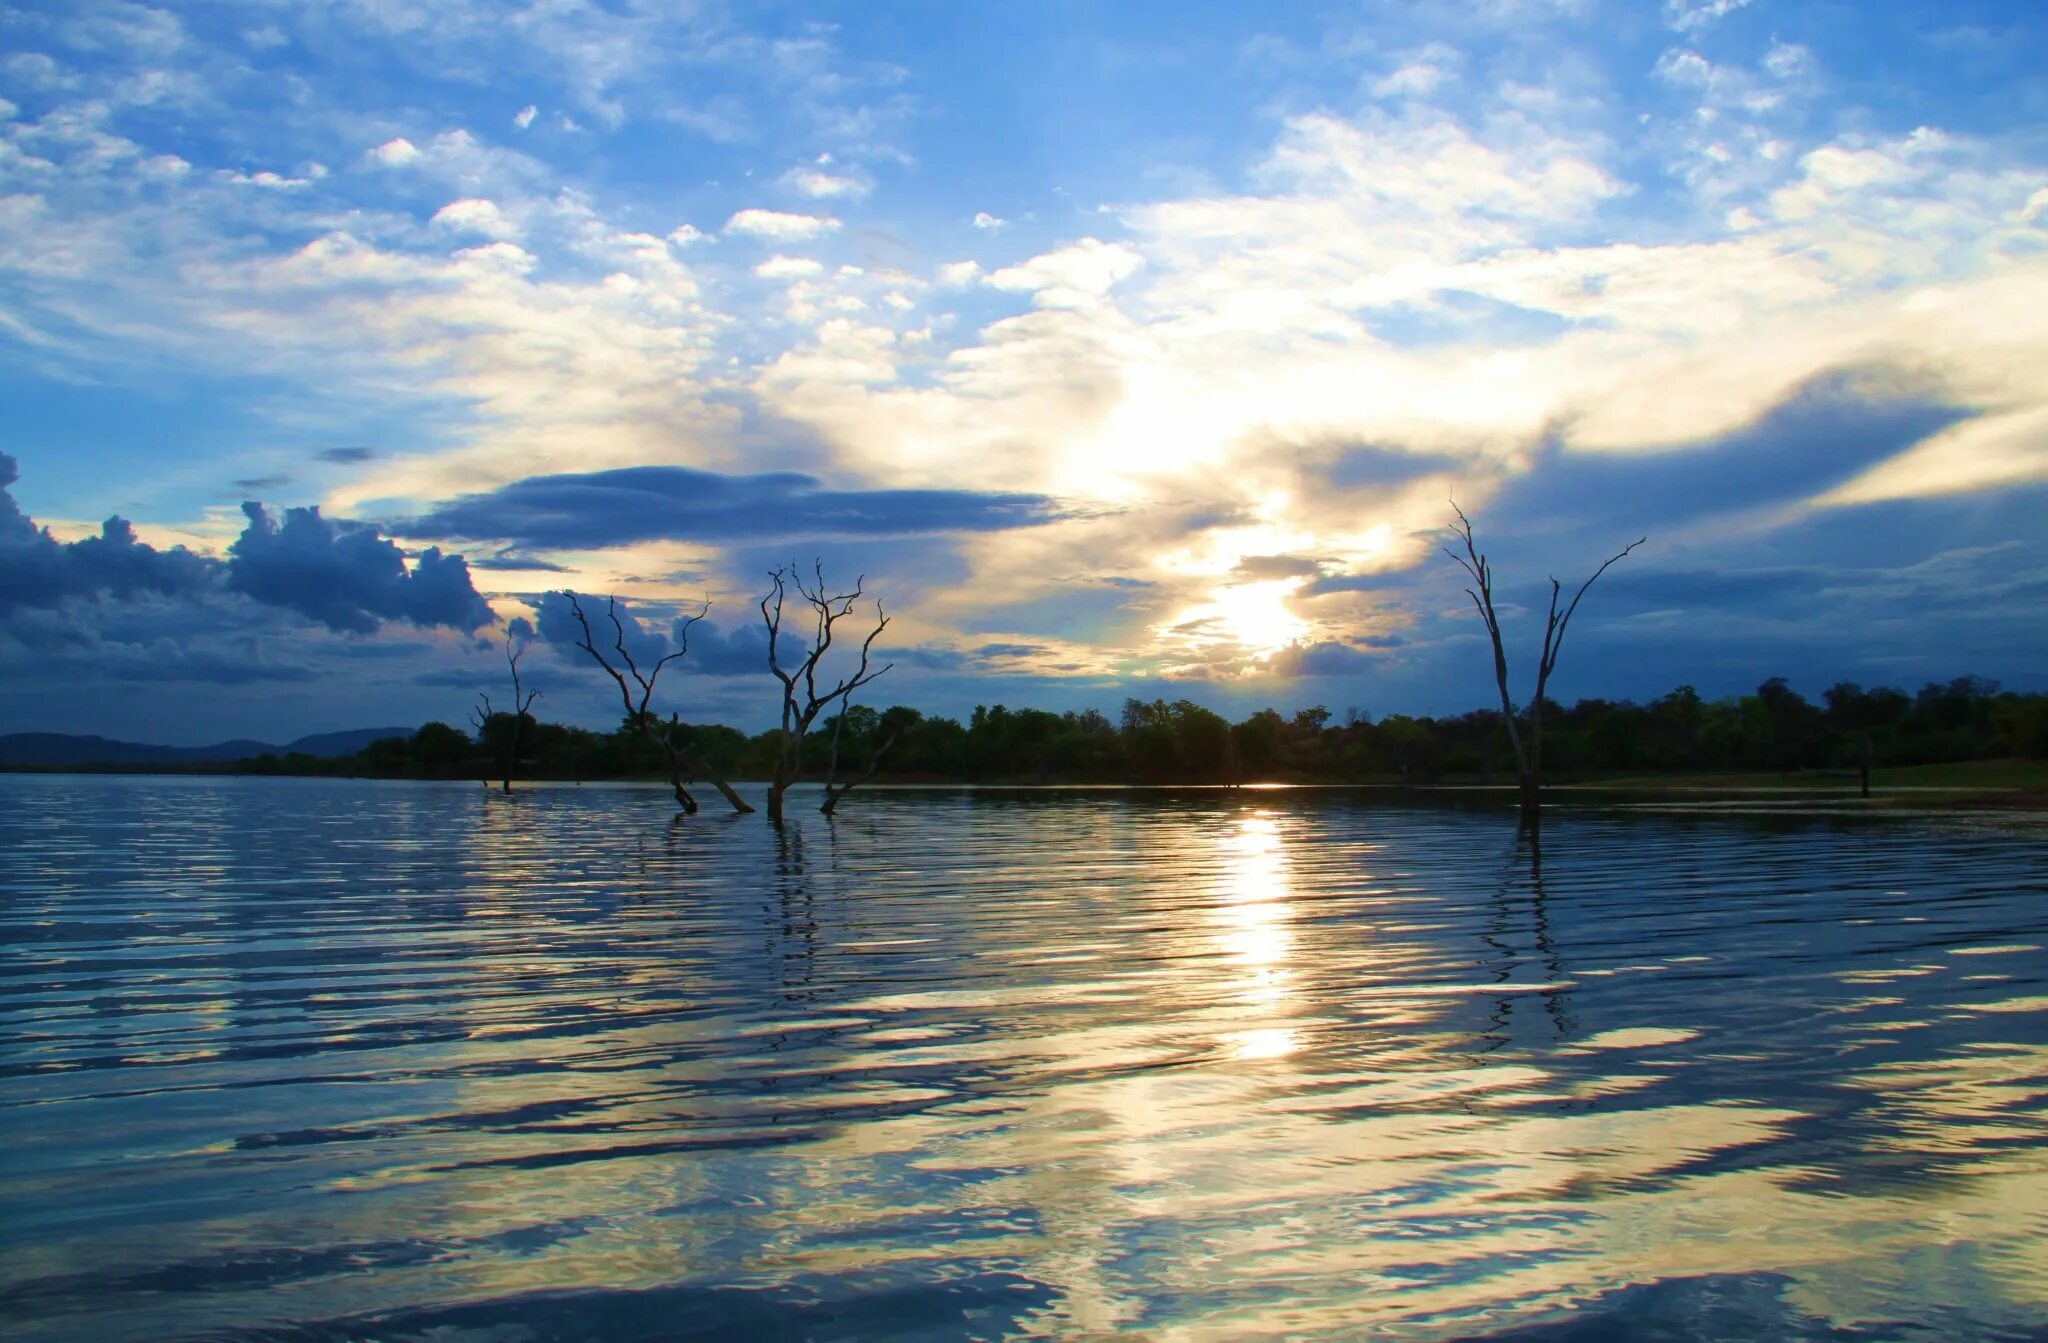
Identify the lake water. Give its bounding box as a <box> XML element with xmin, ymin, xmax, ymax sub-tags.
<box><xmin>2</xmin><ymin>775</ymin><xmax>2046</xmax><ymax>1342</ymax></box>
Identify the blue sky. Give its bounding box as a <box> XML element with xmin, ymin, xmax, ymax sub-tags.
<box><xmin>2</xmin><ymin>0</ymin><xmax>2045</xmax><ymax>743</ymax></box>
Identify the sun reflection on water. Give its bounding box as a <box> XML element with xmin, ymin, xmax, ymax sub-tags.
<box><xmin>3</xmin><ymin>779</ymin><xmax>2047</xmax><ymax>1341</ymax></box>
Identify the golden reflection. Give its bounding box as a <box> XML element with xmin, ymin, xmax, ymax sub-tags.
<box><xmin>1214</xmin><ymin>813</ymin><xmax>1299</xmax><ymax>1047</ymax></box>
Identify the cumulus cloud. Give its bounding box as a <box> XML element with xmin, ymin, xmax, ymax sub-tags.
<box><xmin>986</xmin><ymin>238</ymin><xmax>1144</xmax><ymax>305</ymax></box>
<box><xmin>227</xmin><ymin>503</ymin><xmax>492</xmax><ymax>634</ymax></box>
<box><xmin>1</xmin><ymin>455</ymin><xmax>497</xmax><ymax>653</ymax></box>
<box><xmin>530</xmin><ymin>589</ymin><xmax>669</xmax><ymax>668</ymax></box>
<box><xmin>0</xmin><ymin>452</ymin><xmax>218</xmax><ymax>615</ymax></box>
<box><xmin>430</xmin><ymin>198</ymin><xmax>518</xmax><ymax>239</ymax></box>
<box><xmin>723</xmin><ymin>208</ymin><xmax>840</xmax><ymax>240</ymax></box>
<box><xmin>403</xmin><ymin>465</ymin><xmax>1069</xmax><ymax>550</ymax></box>
<box><xmin>366</xmin><ymin>137</ymin><xmax>420</xmax><ymax>166</ymax></box>
<box><xmin>755</xmin><ymin>254</ymin><xmax>823</xmax><ymax>278</ymax></box>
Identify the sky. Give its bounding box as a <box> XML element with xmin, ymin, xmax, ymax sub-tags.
<box><xmin>2</xmin><ymin>0</ymin><xmax>2046</xmax><ymax>744</ymax></box>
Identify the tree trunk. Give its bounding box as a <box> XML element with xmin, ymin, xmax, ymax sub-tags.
<box><xmin>685</xmin><ymin>748</ymin><xmax>754</xmax><ymax>814</ymax></box>
<box><xmin>1518</xmin><ymin>775</ymin><xmax>1542</xmax><ymax>826</ymax></box>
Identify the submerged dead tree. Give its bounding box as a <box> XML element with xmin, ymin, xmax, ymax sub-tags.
<box><xmin>1446</xmin><ymin>504</ymin><xmax>1643</xmax><ymax>826</ymax></box>
<box><xmin>471</xmin><ymin>626</ymin><xmax>540</xmax><ymax>794</ymax></box>
<box><xmin>563</xmin><ymin>592</ymin><xmax>753</xmax><ymax>815</ymax></box>
<box><xmin>819</xmin><ymin>704</ymin><xmax>901</xmax><ymax>817</ymax></box>
<box><xmin>761</xmin><ymin>563</ymin><xmax>892</xmax><ymax>824</ymax></box>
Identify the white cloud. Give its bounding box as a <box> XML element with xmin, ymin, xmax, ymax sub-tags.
<box><xmin>513</xmin><ymin>104</ymin><xmax>537</xmax><ymax>130</ymax></box>
<box><xmin>367</xmin><ymin>137</ymin><xmax>421</xmax><ymax>167</ymax></box>
<box><xmin>973</xmin><ymin>211</ymin><xmax>1006</xmax><ymax>230</ymax></box>
<box><xmin>782</xmin><ymin>165</ymin><xmax>867</xmax><ymax>198</ymax></box>
<box><xmin>666</xmin><ymin>223</ymin><xmax>712</xmax><ymax>246</ymax></box>
<box><xmin>723</xmin><ymin>208</ymin><xmax>841</xmax><ymax>240</ymax></box>
<box><xmin>217</xmin><ymin>169</ymin><xmax>311</xmax><ymax>189</ymax></box>
<box><xmin>987</xmin><ymin>238</ymin><xmax>1144</xmax><ymax>306</ymax></box>
<box><xmin>1665</xmin><ymin>0</ymin><xmax>1753</xmax><ymax>32</ymax></box>
<box><xmin>755</xmin><ymin>254</ymin><xmax>824</xmax><ymax>278</ymax></box>
<box><xmin>1762</xmin><ymin>41</ymin><xmax>1815</xmax><ymax>80</ymax></box>
<box><xmin>938</xmin><ymin>260</ymin><xmax>981</xmax><ymax>287</ymax></box>
<box><xmin>431</xmin><ymin>198</ymin><xmax>519</xmax><ymax>239</ymax></box>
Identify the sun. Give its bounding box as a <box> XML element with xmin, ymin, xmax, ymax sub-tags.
<box><xmin>1167</xmin><ymin>579</ymin><xmax>1310</xmax><ymax>658</ymax></box>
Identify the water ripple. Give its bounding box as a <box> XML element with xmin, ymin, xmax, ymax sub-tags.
<box><xmin>2</xmin><ymin>776</ymin><xmax>2045</xmax><ymax>1340</ymax></box>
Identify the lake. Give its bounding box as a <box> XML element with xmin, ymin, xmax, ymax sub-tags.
<box><xmin>1</xmin><ymin>774</ymin><xmax>2045</xmax><ymax>1341</ymax></box>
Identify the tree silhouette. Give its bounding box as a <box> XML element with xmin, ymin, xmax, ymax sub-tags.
<box><xmin>1446</xmin><ymin>503</ymin><xmax>1643</xmax><ymax>825</ymax></box>
<box><xmin>561</xmin><ymin>592</ymin><xmax>753</xmax><ymax>815</ymax></box>
<box><xmin>470</xmin><ymin>624</ymin><xmax>540</xmax><ymax>794</ymax></box>
<box><xmin>760</xmin><ymin>563</ymin><xmax>891</xmax><ymax>824</ymax></box>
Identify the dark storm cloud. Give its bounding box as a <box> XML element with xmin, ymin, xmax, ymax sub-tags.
<box><xmin>676</xmin><ymin>617</ymin><xmax>770</xmax><ymax>676</ymax></box>
<box><xmin>530</xmin><ymin>589</ymin><xmax>671</xmax><ymax>667</ymax></box>
<box><xmin>403</xmin><ymin>466</ymin><xmax>1070</xmax><ymax>550</ymax></box>
<box><xmin>1492</xmin><ymin>366</ymin><xmax>1970</xmax><ymax>539</ymax></box>
<box><xmin>468</xmin><ymin>548</ymin><xmax>571</xmax><ymax>573</ymax></box>
<box><xmin>1322</xmin><ymin>445</ymin><xmax>1462</xmax><ymax>489</ymax></box>
<box><xmin>227</xmin><ymin>503</ymin><xmax>493</xmax><ymax>634</ymax></box>
<box><xmin>3</xmin><ymin>454</ymin><xmax>495</xmax><ymax>640</ymax></box>
<box><xmin>1267</xmin><ymin>641</ymin><xmax>1376</xmax><ymax>677</ymax></box>
<box><xmin>0</xmin><ymin>452</ymin><xmax>219</xmax><ymax>615</ymax></box>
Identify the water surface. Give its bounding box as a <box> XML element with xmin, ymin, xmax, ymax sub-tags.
<box><xmin>2</xmin><ymin>775</ymin><xmax>2046</xmax><ymax>1340</ymax></box>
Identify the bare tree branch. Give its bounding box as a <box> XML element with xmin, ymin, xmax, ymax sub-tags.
<box><xmin>1444</xmin><ymin>506</ymin><xmax>1643</xmax><ymax>826</ymax></box>
<box><xmin>760</xmin><ymin>562</ymin><xmax>893</xmax><ymax>823</ymax></box>
<box><xmin>562</xmin><ymin>591</ymin><xmax>753</xmax><ymax>815</ymax></box>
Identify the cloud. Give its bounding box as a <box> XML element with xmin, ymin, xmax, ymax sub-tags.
<box><xmin>782</xmin><ymin>165</ymin><xmax>867</xmax><ymax>199</ymax></box>
<box><xmin>972</xmin><ymin>211</ymin><xmax>1005</xmax><ymax>230</ymax></box>
<box><xmin>314</xmin><ymin>447</ymin><xmax>378</xmax><ymax>464</ymax></box>
<box><xmin>1232</xmin><ymin>554</ymin><xmax>1325</xmax><ymax>581</ymax></box>
<box><xmin>402</xmin><ymin>465</ymin><xmax>1070</xmax><ymax>550</ymax></box>
<box><xmin>724</xmin><ymin>208</ymin><xmax>841</xmax><ymax>241</ymax></box>
<box><xmin>513</xmin><ymin>104</ymin><xmax>537</xmax><ymax>130</ymax></box>
<box><xmin>366</xmin><ymin>137</ymin><xmax>421</xmax><ymax>167</ymax></box>
<box><xmin>530</xmin><ymin>589</ymin><xmax>671</xmax><ymax>669</ymax></box>
<box><xmin>228</xmin><ymin>503</ymin><xmax>492</xmax><ymax>634</ymax></box>
<box><xmin>0</xmin><ymin>452</ymin><xmax>218</xmax><ymax>615</ymax></box>
<box><xmin>217</xmin><ymin>169</ymin><xmax>311</xmax><ymax>189</ymax></box>
<box><xmin>1491</xmin><ymin>366</ymin><xmax>1971</xmax><ymax>539</ymax></box>
<box><xmin>755</xmin><ymin>254</ymin><xmax>824</xmax><ymax>279</ymax></box>
<box><xmin>1266</xmin><ymin>641</ymin><xmax>1376</xmax><ymax>677</ymax></box>
<box><xmin>1666</xmin><ymin>0</ymin><xmax>1754</xmax><ymax>32</ymax></box>
<box><xmin>675</xmin><ymin>616</ymin><xmax>770</xmax><ymax>675</ymax></box>
<box><xmin>430</xmin><ymin>198</ymin><xmax>519</xmax><ymax>239</ymax></box>
<box><xmin>986</xmin><ymin>238</ymin><xmax>1144</xmax><ymax>306</ymax></box>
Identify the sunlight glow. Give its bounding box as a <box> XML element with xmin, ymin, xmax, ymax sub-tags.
<box><xmin>1164</xmin><ymin>579</ymin><xmax>1311</xmax><ymax>657</ymax></box>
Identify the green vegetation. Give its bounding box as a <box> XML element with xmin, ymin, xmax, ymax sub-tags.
<box><xmin>231</xmin><ymin>674</ymin><xmax>2046</xmax><ymax>795</ymax></box>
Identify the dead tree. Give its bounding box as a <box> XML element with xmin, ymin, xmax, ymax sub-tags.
<box><xmin>819</xmin><ymin>704</ymin><xmax>901</xmax><ymax>817</ymax></box>
<box><xmin>471</xmin><ymin>630</ymin><xmax>541</xmax><ymax>794</ymax></box>
<box><xmin>563</xmin><ymin>592</ymin><xmax>754</xmax><ymax>815</ymax></box>
<box><xmin>760</xmin><ymin>563</ymin><xmax>892</xmax><ymax>824</ymax></box>
<box><xmin>1446</xmin><ymin>503</ymin><xmax>1643</xmax><ymax>826</ymax></box>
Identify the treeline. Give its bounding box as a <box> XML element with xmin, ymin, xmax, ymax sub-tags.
<box><xmin>240</xmin><ymin>675</ymin><xmax>2048</xmax><ymax>784</ymax></box>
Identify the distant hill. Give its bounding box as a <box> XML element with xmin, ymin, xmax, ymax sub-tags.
<box><xmin>0</xmin><ymin>727</ymin><xmax>416</xmax><ymax>767</ymax></box>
